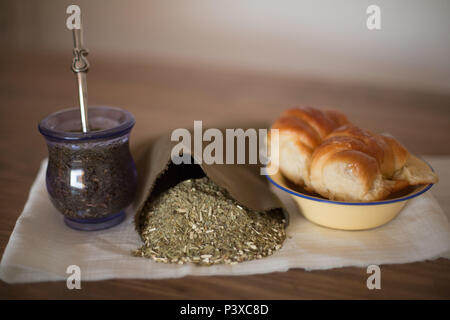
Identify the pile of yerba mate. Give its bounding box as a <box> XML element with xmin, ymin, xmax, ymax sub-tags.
<box><xmin>134</xmin><ymin>177</ymin><xmax>286</xmax><ymax>266</ymax></box>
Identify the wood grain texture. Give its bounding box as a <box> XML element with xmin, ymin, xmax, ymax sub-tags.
<box><xmin>0</xmin><ymin>52</ymin><xmax>449</xmax><ymax>299</ymax></box>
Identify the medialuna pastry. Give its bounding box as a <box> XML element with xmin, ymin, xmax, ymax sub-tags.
<box><xmin>269</xmin><ymin>107</ymin><xmax>438</xmax><ymax>201</ymax></box>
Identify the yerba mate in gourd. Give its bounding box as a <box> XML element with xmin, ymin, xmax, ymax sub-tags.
<box><xmin>39</xmin><ymin>106</ymin><xmax>137</xmax><ymax>231</ymax></box>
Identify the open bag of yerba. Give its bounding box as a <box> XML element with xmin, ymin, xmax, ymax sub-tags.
<box><xmin>132</xmin><ymin>125</ymin><xmax>288</xmax><ymax>266</ymax></box>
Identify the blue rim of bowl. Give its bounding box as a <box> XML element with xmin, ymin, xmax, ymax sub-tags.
<box><xmin>265</xmin><ymin>164</ymin><xmax>434</xmax><ymax>206</ymax></box>
<box><xmin>38</xmin><ymin>106</ymin><xmax>135</xmax><ymax>142</ymax></box>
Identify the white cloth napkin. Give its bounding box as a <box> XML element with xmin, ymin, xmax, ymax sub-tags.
<box><xmin>1</xmin><ymin>158</ymin><xmax>450</xmax><ymax>283</ymax></box>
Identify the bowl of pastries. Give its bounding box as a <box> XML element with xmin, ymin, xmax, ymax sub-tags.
<box><xmin>267</xmin><ymin>107</ymin><xmax>438</xmax><ymax>230</ymax></box>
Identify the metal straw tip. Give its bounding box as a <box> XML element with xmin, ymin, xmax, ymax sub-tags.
<box><xmin>70</xmin><ymin>25</ymin><xmax>90</xmax><ymax>132</ymax></box>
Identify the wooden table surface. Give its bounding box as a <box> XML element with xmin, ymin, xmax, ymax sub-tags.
<box><xmin>1</xmin><ymin>52</ymin><xmax>449</xmax><ymax>299</ymax></box>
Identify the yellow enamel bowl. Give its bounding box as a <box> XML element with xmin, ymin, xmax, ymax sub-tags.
<box><xmin>266</xmin><ymin>171</ymin><xmax>434</xmax><ymax>231</ymax></box>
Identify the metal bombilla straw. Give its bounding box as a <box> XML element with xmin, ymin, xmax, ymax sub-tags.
<box><xmin>71</xmin><ymin>25</ymin><xmax>90</xmax><ymax>133</ymax></box>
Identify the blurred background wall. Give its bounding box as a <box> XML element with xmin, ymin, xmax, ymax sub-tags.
<box><xmin>2</xmin><ymin>0</ymin><xmax>450</xmax><ymax>93</ymax></box>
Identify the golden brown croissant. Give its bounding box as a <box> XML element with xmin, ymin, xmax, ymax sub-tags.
<box><xmin>270</xmin><ymin>107</ymin><xmax>438</xmax><ymax>201</ymax></box>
